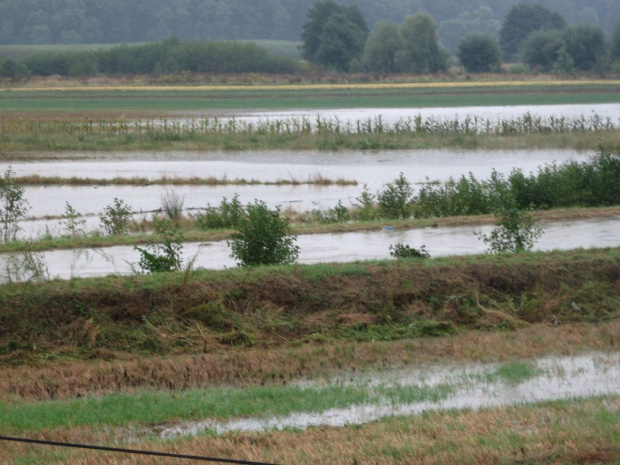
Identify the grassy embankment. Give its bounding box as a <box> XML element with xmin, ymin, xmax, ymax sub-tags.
<box><xmin>1</xmin><ymin>247</ymin><xmax>618</xmax><ymax>367</ymax></box>
<box><xmin>0</xmin><ymin>247</ymin><xmax>619</xmax><ymax>463</ymax></box>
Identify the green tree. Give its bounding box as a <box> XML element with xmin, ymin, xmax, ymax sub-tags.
<box><xmin>457</xmin><ymin>33</ymin><xmax>501</xmax><ymax>73</ymax></box>
<box><xmin>562</xmin><ymin>24</ymin><xmax>608</xmax><ymax>71</ymax></box>
<box><xmin>229</xmin><ymin>200</ymin><xmax>299</xmax><ymax>267</ymax></box>
<box><xmin>300</xmin><ymin>0</ymin><xmax>368</xmax><ymax>70</ymax></box>
<box><xmin>315</xmin><ymin>12</ymin><xmax>367</xmax><ymax>71</ymax></box>
<box><xmin>397</xmin><ymin>12</ymin><xmax>448</xmax><ymax>74</ymax></box>
<box><xmin>612</xmin><ymin>23</ymin><xmax>620</xmax><ymax>62</ymax></box>
<box><xmin>377</xmin><ymin>173</ymin><xmax>413</xmax><ymax>219</ymax></box>
<box><xmin>522</xmin><ymin>29</ymin><xmax>564</xmax><ymax>72</ymax></box>
<box><xmin>500</xmin><ymin>3</ymin><xmax>566</xmax><ymax>61</ymax></box>
<box><xmin>362</xmin><ymin>20</ymin><xmax>403</xmax><ymax>73</ymax></box>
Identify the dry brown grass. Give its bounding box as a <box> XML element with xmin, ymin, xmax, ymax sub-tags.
<box><xmin>1</xmin><ymin>321</ymin><xmax>618</xmax><ymax>402</ymax></box>
<box><xmin>1</xmin><ymin>396</ymin><xmax>618</xmax><ymax>464</ymax></box>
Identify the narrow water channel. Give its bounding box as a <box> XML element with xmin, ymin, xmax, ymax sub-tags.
<box><xmin>2</xmin><ymin>218</ymin><xmax>618</xmax><ymax>281</ymax></box>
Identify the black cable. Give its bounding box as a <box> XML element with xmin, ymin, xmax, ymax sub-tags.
<box><xmin>0</xmin><ymin>435</ymin><xmax>280</xmax><ymax>465</ymax></box>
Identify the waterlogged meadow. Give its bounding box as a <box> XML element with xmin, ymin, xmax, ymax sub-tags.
<box><xmin>1</xmin><ymin>87</ymin><xmax>620</xmax><ymax>464</ymax></box>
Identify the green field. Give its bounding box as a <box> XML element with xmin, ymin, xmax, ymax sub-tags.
<box><xmin>1</xmin><ymin>82</ymin><xmax>619</xmax><ymax>114</ymax></box>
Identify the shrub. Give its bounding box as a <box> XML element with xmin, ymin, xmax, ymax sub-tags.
<box><xmin>195</xmin><ymin>194</ymin><xmax>245</xmax><ymax>229</ymax></box>
<box><xmin>477</xmin><ymin>208</ymin><xmax>542</xmax><ymax>253</ymax></box>
<box><xmin>389</xmin><ymin>243</ymin><xmax>430</xmax><ymax>259</ymax></box>
<box><xmin>100</xmin><ymin>198</ymin><xmax>132</xmax><ymax>235</ymax></box>
<box><xmin>229</xmin><ymin>200</ymin><xmax>299</xmax><ymax>266</ymax></box>
<box><xmin>307</xmin><ymin>200</ymin><xmax>349</xmax><ymax>223</ymax></box>
<box><xmin>378</xmin><ymin>173</ymin><xmax>413</xmax><ymax>219</ymax></box>
<box><xmin>354</xmin><ymin>184</ymin><xmax>377</xmax><ymax>220</ymax></box>
<box><xmin>59</xmin><ymin>202</ymin><xmax>87</xmax><ymax>238</ymax></box>
<box><xmin>134</xmin><ymin>219</ymin><xmax>183</xmax><ymax>273</ymax></box>
<box><xmin>0</xmin><ymin>166</ymin><xmax>30</xmax><ymax>243</ymax></box>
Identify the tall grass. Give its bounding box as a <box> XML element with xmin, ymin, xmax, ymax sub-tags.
<box><xmin>0</xmin><ymin>112</ymin><xmax>614</xmax><ymax>138</ymax></box>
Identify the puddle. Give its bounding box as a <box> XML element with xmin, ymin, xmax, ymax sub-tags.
<box><xmin>1</xmin><ymin>218</ymin><xmax>618</xmax><ymax>281</ymax></box>
<box><xmin>158</xmin><ymin>352</ymin><xmax>620</xmax><ymax>437</ymax></box>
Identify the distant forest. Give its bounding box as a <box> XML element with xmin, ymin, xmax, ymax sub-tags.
<box><xmin>0</xmin><ymin>0</ymin><xmax>618</xmax><ymax>52</ymax></box>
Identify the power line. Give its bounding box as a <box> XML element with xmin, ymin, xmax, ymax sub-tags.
<box><xmin>0</xmin><ymin>435</ymin><xmax>280</xmax><ymax>465</ymax></box>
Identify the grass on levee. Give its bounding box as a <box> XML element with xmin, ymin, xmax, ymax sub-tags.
<box><xmin>0</xmin><ymin>246</ymin><xmax>618</xmax><ymax>367</ymax></box>
<box><xmin>1</xmin><ymin>397</ymin><xmax>618</xmax><ymax>464</ymax></box>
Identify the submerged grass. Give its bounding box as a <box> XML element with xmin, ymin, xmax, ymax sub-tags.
<box><xmin>0</xmin><ymin>382</ymin><xmax>453</xmax><ymax>434</ymax></box>
<box><xmin>1</xmin><ymin>396</ymin><xmax>618</xmax><ymax>464</ymax></box>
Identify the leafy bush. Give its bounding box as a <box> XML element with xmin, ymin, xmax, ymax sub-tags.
<box><xmin>378</xmin><ymin>172</ymin><xmax>413</xmax><ymax>219</ymax></box>
<box><xmin>307</xmin><ymin>200</ymin><xmax>349</xmax><ymax>223</ymax></box>
<box><xmin>100</xmin><ymin>198</ymin><xmax>132</xmax><ymax>235</ymax></box>
<box><xmin>134</xmin><ymin>219</ymin><xmax>183</xmax><ymax>273</ymax></box>
<box><xmin>354</xmin><ymin>184</ymin><xmax>377</xmax><ymax>220</ymax></box>
<box><xmin>195</xmin><ymin>195</ymin><xmax>246</xmax><ymax>229</ymax></box>
<box><xmin>229</xmin><ymin>200</ymin><xmax>299</xmax><ymax>266</ymax></box>
<box><xmin>389</xmin><ymin>243</ymin><xmax>430</xmax><ymax>259</ymax></box>
<box><xmin>0</xmin><ymin>166</ymin><xmax>30</xmax><ymax>243</ymax></box>
<box><xmin>477</xmin><ymin>208</ymin><xmax>542</xmax><ymax>253</ymax></box>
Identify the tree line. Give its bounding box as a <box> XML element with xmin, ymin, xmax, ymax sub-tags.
<box><xmin>0</xmin><ymin>0</ymin><xmax>618</xmax><ymax>53</ymax></box>
<box><xmin>1</xmin><ymin>1</ymin><xmax>619</xmax><ymax>79</ymax></box>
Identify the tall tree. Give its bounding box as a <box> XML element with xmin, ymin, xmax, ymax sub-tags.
<box><xmin>500</xmin><ymin>3</ymin><xmax>566</xmax><ymax>61</ymax></box>
<box><xmin>362</xmin><ymin>20</ymin><xmax>402</xmax><ymax>72</ymax></box>
<box><xmin>562</xmin><ymin>23</ymin><xmax>608</xmax><ymax>71</ymax></box>
<box><xmin>396</xmin><ymin>12</ymin><xmax>448</xmax><ymax>73</ymax></box>
<box><xmin>457</xmin><ymin>33</ymin><xmax>501</xmax><ymax>73</ymax></box>
<box><xmin>300</xmin><ymin>0</ymin><xmax>368</xmax><ymax>70</ymax></box>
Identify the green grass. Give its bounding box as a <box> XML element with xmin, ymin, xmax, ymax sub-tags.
<box><xmin>1</xmin><ymin>84</ymin><xmax>619</xmax><ymax>113</ymax></box>
<box><xmin>0</xmin><ymin>382</ymin><xmax>453</xmax><ymax>433</ymax></box>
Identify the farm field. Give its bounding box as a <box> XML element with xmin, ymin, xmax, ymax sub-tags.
<box><xmin>1</xmin><ymin>81</ymin><xmax>619</xmax><ymax>116</ymax></box>
<box><xmin>1</xmin><ymin>78</ymin><xmax>619</xmax><ymax>464</ymax></box>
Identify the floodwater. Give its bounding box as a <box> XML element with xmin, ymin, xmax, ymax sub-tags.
<box><xmin>7</xmin><ymin>149</ymin><xmax>592</xmax><ymax>227</ymax></box>
<box><xmin>2</xmin><ymin>218</ymin><xmax>618</xmax><ymax>281</ymax></box>
<box><xmin>158</xmin><ymin>351</ymin><xmax>620</xmax><ymax>437</ymax></box>
<box><xmin>184</xmin><ymin>103</ymin><xmax>620</xmax><ymax>128</ymax></box>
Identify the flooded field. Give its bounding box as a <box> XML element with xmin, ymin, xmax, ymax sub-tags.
<box><xmin>159</xmin><ymin>351</ymin><xmax>620</xmax><ymax>437</ymax></box>
<box><xmin>6</xmin><ymin>148</ymin><xmax>592</xmax><ymax>239</ymax></box>
<box><xmin>182</xmin><ymin>103</ymin><xmax>620</xmax><ymax>128</ymax></box>
<box><xmin>3</xmin><ymin>218</ymin><xmax>618</xmax><ymax>281</ymax></box>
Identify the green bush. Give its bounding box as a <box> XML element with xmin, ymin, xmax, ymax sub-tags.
<box><xmin>134</xmin><ymin>219</ymin><xmax>183</xmax><ymax>273</ymax></box>
<box><xmin>99</xmin><ymin>198</ymin><xmax>132</xmax><ymax>236</ymax></box>
<box><xmin>477</xmin><ymin>208</ymin><xmax>542</xmax><ymax>253</ymax></box>
<box><xmin>195</xmin><ymin>195</ymin><xmax>245</xmax><ymax>229</ymax></box>
<box><xmin>229</xmin><ymin>200</ymin><xmax>299</xmax><ymax>267</ymax></box>
<box><xmin>378</xmin><ymin>172</ymin><xmax>413</xmax><ymax>219</ymax></box>
<box><xmin>389</xmin><ymin>243</ymin><xmax>430</xmax><ymax>259</ymax></box>
<box><xmin>0</xmin><ymin>166</ymin><xmax>30</xmax><ymax>243</ymax></box>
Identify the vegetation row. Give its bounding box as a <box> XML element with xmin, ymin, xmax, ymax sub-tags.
<box><xmin>1</xmin><ymin>3</ymin><xmax>620</xmax><ymax>79</ymax></box>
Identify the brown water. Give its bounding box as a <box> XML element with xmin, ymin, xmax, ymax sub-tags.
<box><xmin>158</xmin><ymin>351</ymin><xmax>620</xmax><ymax>437</ymax></box>
<box><xmin>2</xmin><ymin>218</ymin><xmax>618</xmax><ymax>281</ymax></box>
